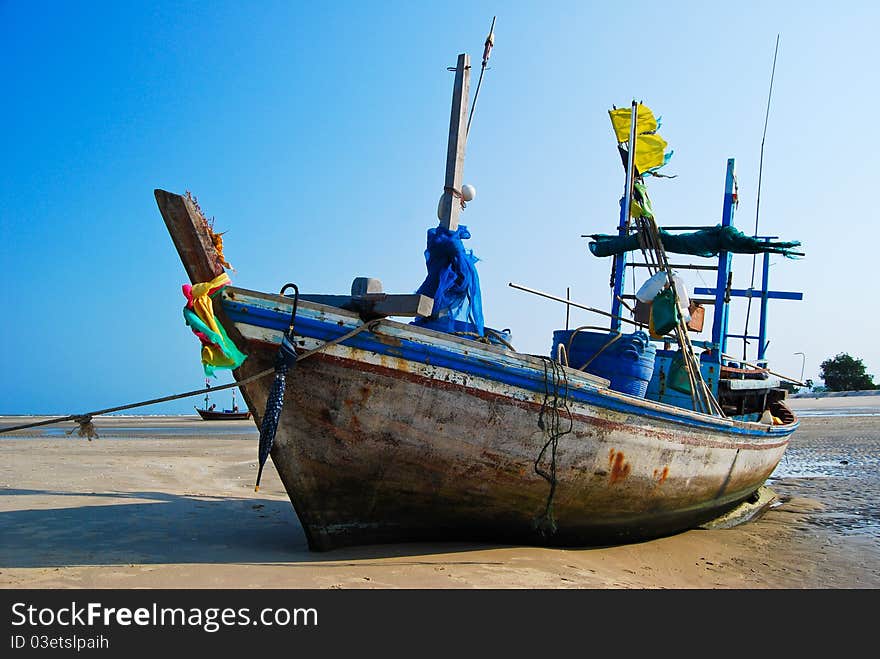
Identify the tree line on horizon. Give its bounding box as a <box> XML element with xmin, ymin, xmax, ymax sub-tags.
<box><xmin>781</xmin><ymin>352</ymin><xmax>878</xmax><ymax>394</ymax></box>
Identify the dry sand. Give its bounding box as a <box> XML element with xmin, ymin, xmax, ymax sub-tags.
<box><xmin>1</xmin><ymin>398</ymin><xmax>877</xmax><ymax>589</ymax></box>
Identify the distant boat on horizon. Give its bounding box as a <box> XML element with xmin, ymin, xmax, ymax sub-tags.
<box><xmin>195</xmin><ymin>379</ymin><xmax>251</xmax><ymax>421</ymax></box>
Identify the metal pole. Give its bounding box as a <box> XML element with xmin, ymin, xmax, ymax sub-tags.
<box><xmin>466</xmin><ymin>16</ymin><xmax>495</xmax><ymax>136</ymax></box>
<box><xmin>610</xmin><ymin>101</ymin><xmax>639</xmax><ymax>333</ymax></box>
<box><xmin>565</xmin><ymin>286</ymin><xmax>571</xmax><ymax>330</ymax></box>
<box><xmin>758</xmin><ymin>244</ymin><xmax>771</xmax><ymax>364</ymax></box>
<box><xmin>720</xmin><ymin>352</ymin><xmax>805</xmax><ymax>386</ymax></box>
<box><xmin>622</xmin><ymin>101</ymin><xmax>638</xmax><ymax>230</ymax></box>
<box><xmin>795</xmin><ymin>352</ymin><xmax>805</xmax><ymax>382</ymax></box>
<box><xmin>711</xmin><ymin>159</ymin><xmax>736</xmax><ymax>356</ymax></box>
<box><xmin>509</xmin><ymin>282</ymin><xmax>641</xmax><ymax>328</ymax></box>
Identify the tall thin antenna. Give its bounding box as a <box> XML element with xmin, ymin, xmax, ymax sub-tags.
<box><xmin>742</xmin><ymin>34</ymin><xmax>780</xmax><ymax>361</ymax></box>
<box><xmin>466</xmin><ymin>16</ymin><xmax>496</xmax><ymax>136</ymax></box>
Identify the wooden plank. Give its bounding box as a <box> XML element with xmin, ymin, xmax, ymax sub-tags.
<box><xmin>374</xmin><ymin>294</ymin><xmax>433</xmax><ymax>318</ymax></box>
<box><xmin>298</xmin><ymin>293</ymin><xmax>434</xmax><ymax>318</ymax></box>
<box><xmin>154</xmin><ymin>189</ymin><xmax>224</xmax><ymax>284</ymax></box>
<box><xmin>439</xmin><ymin>53</ymin><xmax>470</xmax><ymax>232</ymax></box>
<box><xmin>297</xmin><ymin>294</ymin><xmax>352</xmax><ymax>307</ymax></box>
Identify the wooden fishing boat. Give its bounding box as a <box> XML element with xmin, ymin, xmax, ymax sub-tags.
<box><xmin>195</xmin><ymin>379</ymin><xmax>251</xmax><ymax>421</ymax></box>
<box><xmin>195</xmin><ymin>407</ymin><xmax>251</xmax><ymax>421</ymax></box>
<box><xmin>156</xmin><ymin>47</ymin><xmax>802</xmax><ymax>551</ymax></box>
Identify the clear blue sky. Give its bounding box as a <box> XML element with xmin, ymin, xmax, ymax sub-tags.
<box><xmin>1</xmin><ymin>1</ymin><xmax>876</xmax><ymax>414</ymax></box>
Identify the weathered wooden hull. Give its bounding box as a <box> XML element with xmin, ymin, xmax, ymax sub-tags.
<box><xmin>225</xmin><ymin>287</ymin><xmax>796</xmax><ymax>551</ymax></box>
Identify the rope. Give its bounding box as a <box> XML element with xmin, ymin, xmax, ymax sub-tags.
<box><xmin>452</xmin><ymin>328</ymin><xmax>515</xmax><ymax>351</ymax></box>
<box><xmin>67</xmin><ymin>415</ymin><xmax>98</xmax><ymax>441</ymax></box>
<box><xmin>0</xmin><ymin>320</ymin><xmax>379</xmax><ymax>437</ymax></box>
<box><xmin>577</xmin><ymin>333</ymin><xmax>622</xmax><ymax>372</ymax></box>
<box><xmin>443</xmin><ymin>186</ymin><xmax>467</xmax><ymax>210</ymax></box>
<box><xmin>564</xmin><ymin>325</ymin><xmax>617</xmax><ymax>369</ymax></box>
<box><xmin>533</xmin><ymin>358</ymin><xmax>572</xmax><ymax>536</ymax></box>
<box><xmin>466</xmin><ymin>16</ymin><xmax>495</xmax><ymax>136</ymax></box>
<box><xmin>635</xmin><ymin>211</ymin><xmax>725</xmax><ymax>416</ymax></box>
<box><xmin>556</xmin><ymin>343</ymin><xmax>568</xmax><ymax>367</ymax></box>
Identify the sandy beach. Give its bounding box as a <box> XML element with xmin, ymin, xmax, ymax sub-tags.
<box><xmin>1</xmin><ymin>396</ymin><xmax>877</xmax><ymax>589</ymax></box>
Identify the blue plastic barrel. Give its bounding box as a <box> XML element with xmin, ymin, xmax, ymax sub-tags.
<box><xmin>551</xmin><ymin>330</ymin><xmax>656</xmax><ymax>398</ymax></box>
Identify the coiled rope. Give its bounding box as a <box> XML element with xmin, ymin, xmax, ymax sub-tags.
<box><xmin>533</xmin><ymin>357</ymin><xmax>573</xmax><ymax>536</ymax></box>
<box><xmin>451</xmin><ymin>328</ymin><xmax>515</xmax><ymax>351</ymax></box>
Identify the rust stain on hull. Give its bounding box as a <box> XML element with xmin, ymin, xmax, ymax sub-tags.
<box><xmin>653</xmin><ymin>465</ymin><xmax>670</xmax><ymax>485</ymax></box>
<box><xmin>608</xmin><ymin>449</ymin><xmax>631</xmax><ymax>484</ymax></box>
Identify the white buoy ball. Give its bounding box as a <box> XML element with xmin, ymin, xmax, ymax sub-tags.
<box><xmin>461</xmin><ymin>184</ymin><xmax>476</xmax><ymax>202</ymax></box>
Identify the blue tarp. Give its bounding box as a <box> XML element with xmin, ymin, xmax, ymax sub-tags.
<box><xmin>412</xmin><ymin>224</ymin><xmax>484</xmax><ymax>336</ymax></box>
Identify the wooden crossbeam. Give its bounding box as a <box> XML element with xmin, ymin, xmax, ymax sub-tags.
<box><xmin>297</xmin><ymin>294</ymin><xmax>434</xmax><ymax>318</ymax></box>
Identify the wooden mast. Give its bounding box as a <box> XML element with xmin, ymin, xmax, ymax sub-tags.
<box><xmin>438</xmin><ymin>53</ymin><xmax>471</xmax><ymax>232</ymax></box>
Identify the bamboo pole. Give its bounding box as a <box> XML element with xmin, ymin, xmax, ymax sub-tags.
<box><xmin>641</xmin><ymin>216</ymin><xmax>724</xmax><ymax>416</ymax></box>
<box><xmin>508</xmin><ymin>282</ymin><xmax>640</xmax><ymax>328</ymax></box>
<box><xmin>720</xmin><ymin>353</ymin><xmax>806</xmax><ymax>386</ymax></box>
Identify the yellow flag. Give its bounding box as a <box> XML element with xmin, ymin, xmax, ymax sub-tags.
<box><xmin>609</xmin><ymin>104</ymin><xmax>658</xmax><ymax>142</ymax></box>
<box><xmin>634</xmin><ymin>133</ymin><xmax>668</xmax><ymax>173</ymax></box>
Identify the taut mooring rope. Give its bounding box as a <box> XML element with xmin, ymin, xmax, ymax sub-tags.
<box><xmin>0</xmin><ymin>321</ymin><xmax>380</xmax><ymax>437</ymax></box>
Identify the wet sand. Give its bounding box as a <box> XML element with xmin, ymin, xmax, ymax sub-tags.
<box><xmin>1</xmin><ymin>400</ymin><xmax>878</xmax><ymax>589</ymax></box>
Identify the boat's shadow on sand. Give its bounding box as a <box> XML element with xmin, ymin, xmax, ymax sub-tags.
<box><xmin>0</xmin><ymin>489</ymin><xmax>518</xmax><ymax>568</ymax></box>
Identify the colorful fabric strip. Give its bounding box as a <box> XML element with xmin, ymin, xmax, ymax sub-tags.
<box><xmin>182</xmin><ymin>273</ymin><xmax>247</xmax><ymax>376</ymax></box>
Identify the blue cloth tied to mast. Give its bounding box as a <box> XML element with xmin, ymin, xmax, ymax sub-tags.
<box><xmin>412</xmin><ymin>224</ymin><xmax>484</xmax><ymax>336</ymax></box>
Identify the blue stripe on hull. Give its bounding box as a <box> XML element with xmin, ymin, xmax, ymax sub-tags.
<box><xmin>223</xmin><ymin>299</ymin><xmax>797</xmax><ymax>440</ymax></box>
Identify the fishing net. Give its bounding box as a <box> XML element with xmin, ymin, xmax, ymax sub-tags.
<box><xmin>588</xmin><ymin>224</ymin><xmax>802</xmax><ymax>259</ymax></box>
<box><xmin>412</xmin><ymin>224</ymin><xmax>484</xmax><ymax>336</ymax></box>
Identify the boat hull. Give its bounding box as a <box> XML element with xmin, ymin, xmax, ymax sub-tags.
<box><xmin>226</xmin><ymin>287</ymin><xmax>795</xmax><ymax>551</ymax></box>
<box><xmin>195</xmin><ymin>408</ymin><xmax>252</xmax><ymax>421</ymax></box>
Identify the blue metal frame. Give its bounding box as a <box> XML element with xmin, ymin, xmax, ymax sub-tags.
<box><xmin>694</xmin><ymin>230</ymin><xmax>803</xmax><ymax>365</ymax></box>
<box><xmin>609</xmin><ymin>197</ymin><xmax>628</xmax><ymax>332</ymax></box>
<box><xmin>611</xmin><ymin>101</ymin><xmax>639</xmax><ymax>333</ymax></box>
<box><xmin>612</xmin><ymin>156</ymin><xmax>803</xmax><ymax>403</ymax></box>
<box><xmin>711</xmin><ymin>158</ymin><xmax>737</xmax><ymax>356</ymax></box>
